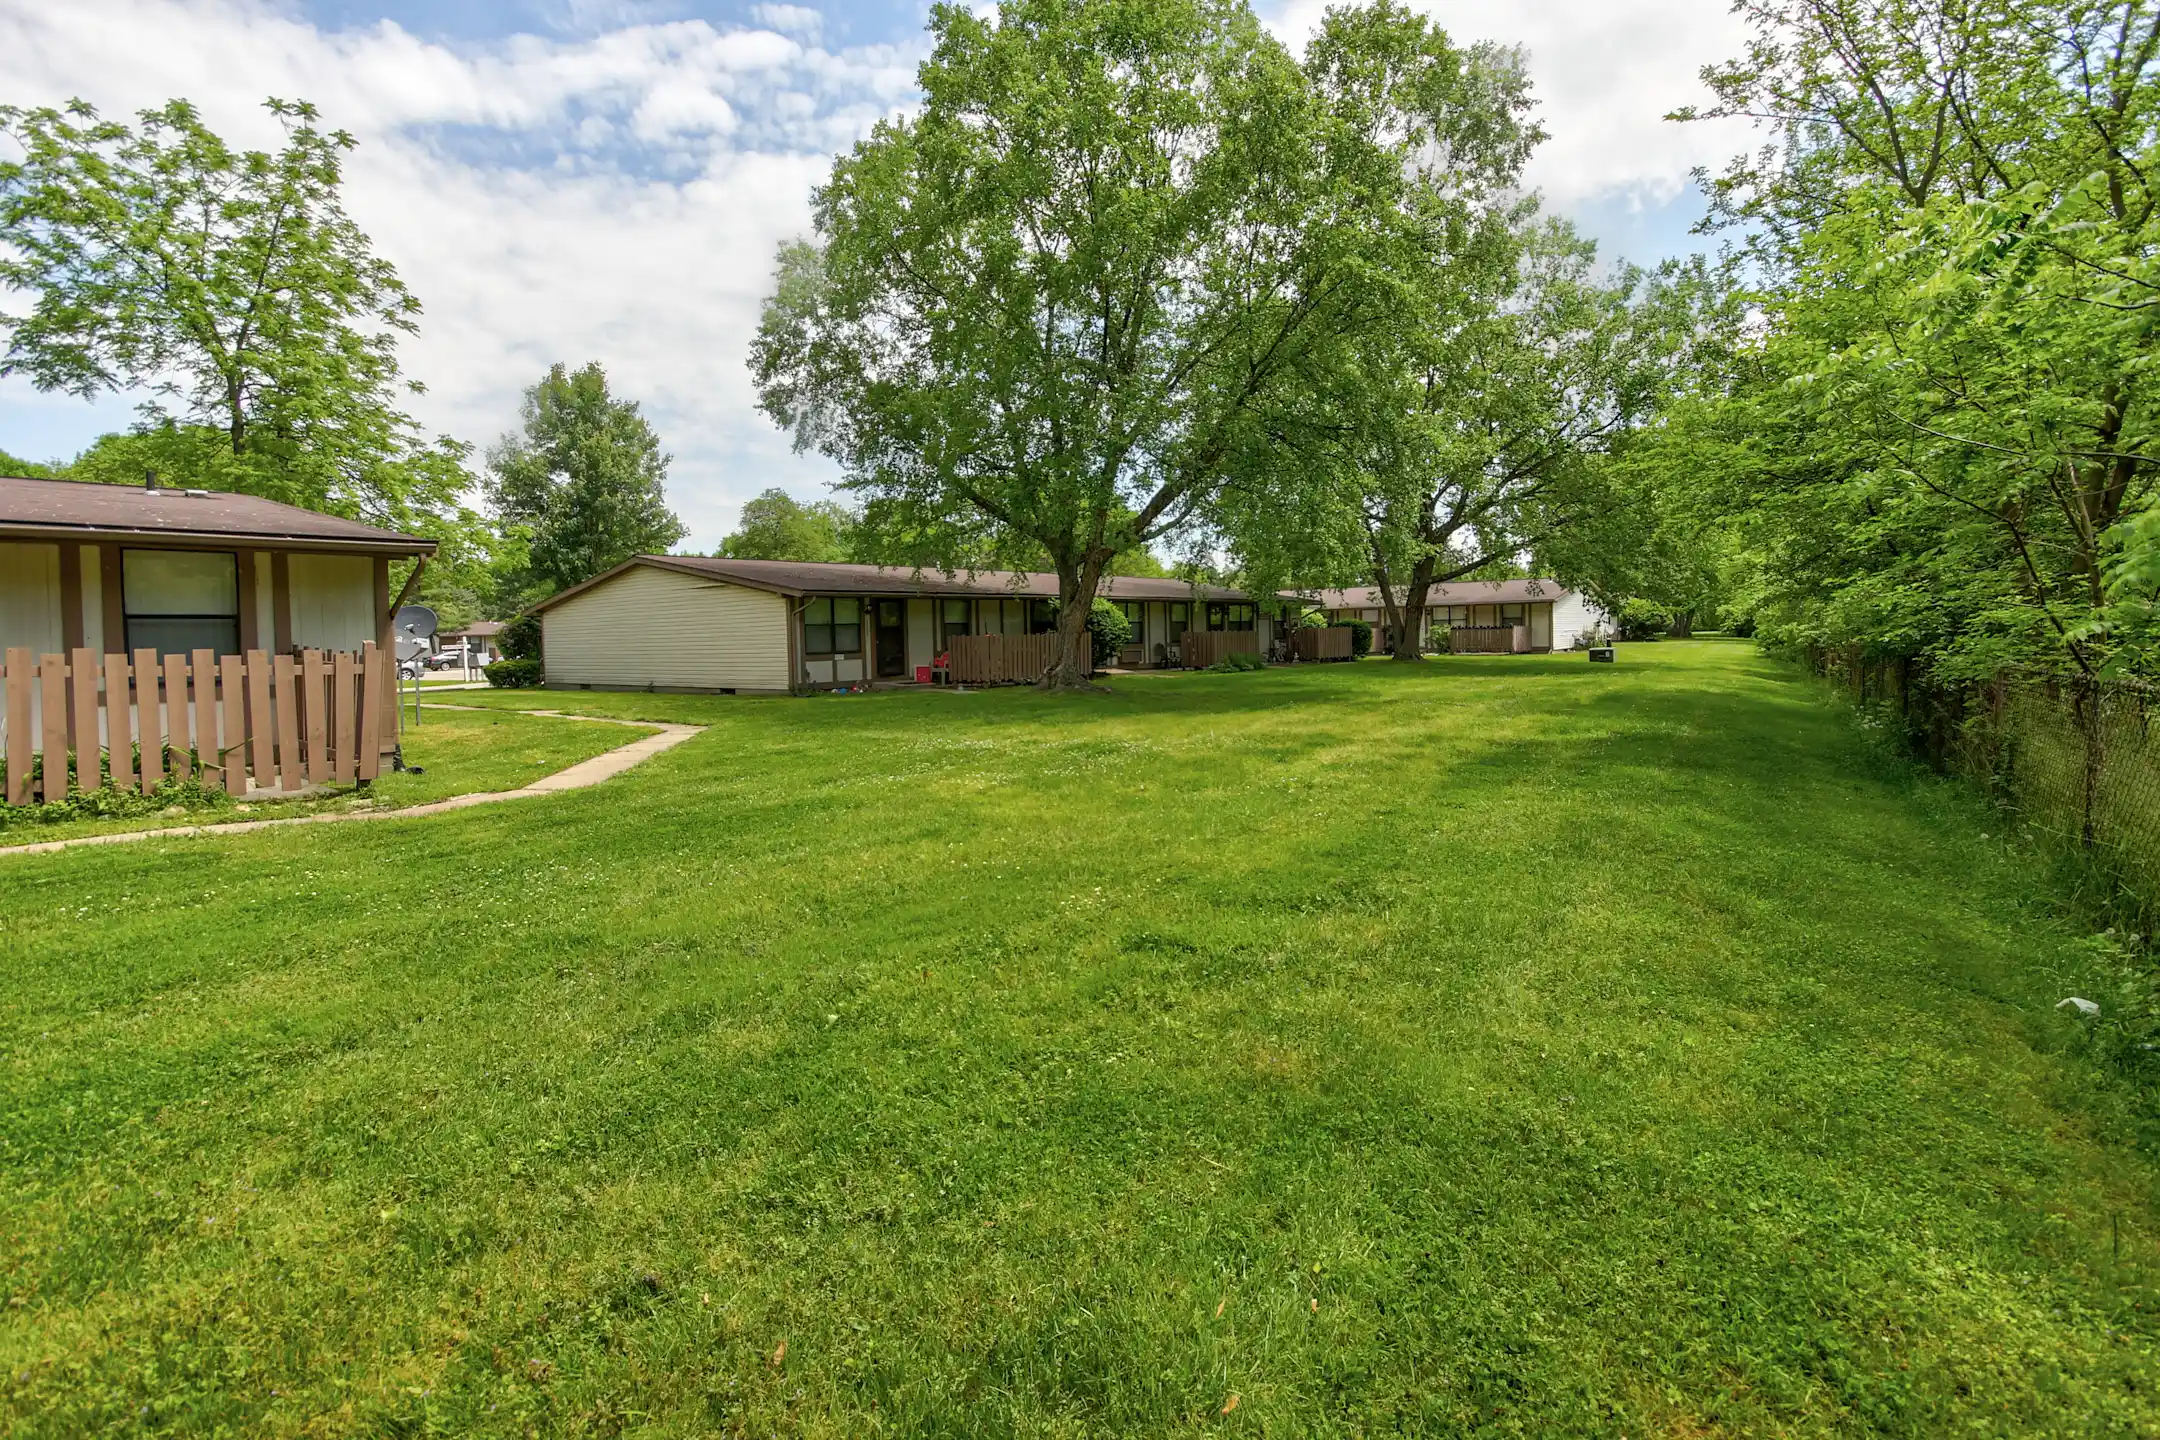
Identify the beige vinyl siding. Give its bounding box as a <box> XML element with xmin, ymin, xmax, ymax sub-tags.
<box><xmin>288</xmin><ymin>553</ymin><xmax>375</xmax><ymax>651</ymax></box>
<box><xmin>0</xmin><ymin>542</ymin><xmax>63</xmax><ymax>655</ymax></box>
<box><xmin>906</xmin><ymin>599</ymin><xmax>935</xmax><ymax>673</ymax></box>
<box><xmin>544</xmin><ymin>563</ymin><xmax>790</xmax><ymax>692</ymax></box>
<box><xmin>1529</xmin><ymin>602</ymin><xmax>1553</xmax><ymax>650</ymax></box>
<box><xmin>78</xmin><ymin>545</ymin><xmax>104</xmax><ymax>653</ymax></box>
<box><xmin>251</xmin><ymin>549</ymin><xmax>277</xmax><ymax>651</ymax></box>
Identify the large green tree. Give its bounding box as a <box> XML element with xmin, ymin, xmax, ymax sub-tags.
<box><xmin>720</xmin><ymin>487</ymin><xmax>857</xmax><ymax>561</ymax></box>
<box><xmin>1221</xmin><ymin>206</ymin><xmax>1720</xmax><ymax>659</ymax></box>
<box><xmin>1671</xmin><ymin>0</ymin><xmax>2160</xmax><ymax>681</ymax></box>
<box><xmin>751</xmin><ymin>0</ymin><xmax>1535</xmax><ymax>687</ymax></box>
<box><xmin>0</xmin><ymin>98</ymin><xmax>458</xmax><ymax>525</ymax></box>
<box><xmin>487</xmin><ymin>362</ymin><xmax>685</xmax><ymax>596</ymax></box>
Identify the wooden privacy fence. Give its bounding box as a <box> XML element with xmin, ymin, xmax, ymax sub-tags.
<box><xmin>1289</xmin><ymin>627</ymin><xmax>1354</xmax><ymax>662</ymax></box>
<box><xmin>1447</xmin><ymin>626</ymin><xmax>1525</xmax><ymax>655</ymax></box>
<box><xmin>1182</xmin><ymin>631</ymin><xmax>1260</xmax><ymax>668</ymax></box>
<box><xmin>2</xmin><ymin>645</ymin><xmax>394</xmax><ymax>806</ymax></box>
<box><xmin>949</xmin><ymin>632</ymin><xmax>1061</xmax><ymax>685</ymax></box>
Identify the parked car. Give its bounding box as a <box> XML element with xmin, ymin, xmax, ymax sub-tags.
<box><xmin>424</xmin><ymin>649</ymin><xmax>467</xmax><ymax>671</ymax></box>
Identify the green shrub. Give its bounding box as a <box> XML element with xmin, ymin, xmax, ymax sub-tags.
<box><xmin>0</xmin><ymin>775</ymin><xmax>232</xmax><ymax>831</ymax></box>
<box><xmin>1342</xmin><ymin>617</ymin><xmax>1373</xmax><ymax>657</ymax></box>
<box><xmin>1615</xmin><ymin>598</ymin><xmax>1672</xmax><ymax>641</ymax></box>
<box><xmin>1230</xmin><ymin>650</ymin><xmax>1264</xmax><ymax>671</ymax></box>
<box><xmin>1044</xmin><ymin>597</ymin><xmax>1132</xmax><ymax>668</ymax></box>
<box><xmin>498</xmin><ymin>613</ymin><xmax>543</xmax><ymax>662</ymax></box>
<box><xmin>485</xmin><ymin>658</ymin><xmax>544</xmax><ymax>689</ymax></box>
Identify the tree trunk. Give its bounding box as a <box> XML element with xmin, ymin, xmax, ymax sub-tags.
<box><xmin>1042</xmin><ymin>550</ymin><xmax>1108</xmax><ymax>691</ymax></box>
<box><xmin>1390</xmin><ymin>554</ymin><xmax>1436</xmax><ymax>662</ymax></box>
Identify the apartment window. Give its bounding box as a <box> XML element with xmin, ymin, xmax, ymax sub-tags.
<box><xmin>1440</xmin><ymin>605</ymin><xmax>1470</xmax><ymax>627</ymax></box>
<box><xmin>123</xmin><ymin>549</ymin><xmax>240</xmax><ymax>658</ymax></box>
<box><xmin>1028</xmin><ymin>598</ymin><xmax>1057</xmax><ymax>635</ymax></box>
<box><xmin>1116</xmin><ymin>600</ymin><xmax>1145</xmax><ymax>644</ymax></box>
<box><xmin>1501</xmin><ymin>603</ymin><xmax>1527</xmax><ymax>627</ymax></box>
<box><xmin>1167</xmin><ymin>603</ymin><xmax>1190</xmax><ymax>641</ymax></box>
<box><xmin>940</xmin><ymin>599</ymin><xmax>971</xmax><ymax>649</ymax></box>
<box><xmin>802</xmin><ymin>597</ymin><xmax>862</xmax><ymax>656</ymax></box>
<box><xmin>1207</xmin><ymin>602</ymin><xmax>1255</xmax><ymax>632</ymax></box>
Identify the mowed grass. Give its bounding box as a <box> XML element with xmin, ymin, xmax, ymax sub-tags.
<box><xmin>0</xmin><ymin>705</ymin><xmax>642</xmax><ymax>847</ymax></box>
<box><xmin>2</xmin><ymin>642</ymin><xmax>2156</xmax><ymax>1436</ymax></box>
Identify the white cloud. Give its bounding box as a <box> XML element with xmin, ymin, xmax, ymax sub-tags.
<box><xmin>0</xmin><ymin>0</ymin><xmax>1750</xmax><ymax>549</ymax></box>
<box><xmin>751</xmin><ymin>4</ymin><xmax>826</xmax><ymax>40</ymax></box>
<box><xmin>0</xmin><ymin>0</ymin><xmax>918</xmax><ymax>548</ymax></box>
<box><xmin>1261</xmin><ymin>0</ymin><xmax>1752</xmax><ymax>212</ymax></box>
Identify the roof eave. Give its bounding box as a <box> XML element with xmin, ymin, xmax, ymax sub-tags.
<box><xmin>0</xmin><ymin>521</ymin><xmax>436</xmax><ymax>556</ymax></box>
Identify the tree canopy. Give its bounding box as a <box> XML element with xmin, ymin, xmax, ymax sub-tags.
<box><xmin>752</xmin><ymin>0</ymin><xmax>1536</xmax><ymax>685</ymax></box>
<box><xmin>0</xmin><ymin>97</ymin><xmax>459</xmax><ymax>526</ymax></box>
<box><xmin>1659</xmin><ymin>0</ymin><xmax>2160</xmax><ymax>680</ymax></box>
<box><xmin>487</xmin><ymin>362</ymin><xmax>685</xmax><ymax>598</ymax></box>
<box><xmin>720</xmin><ymin>488</ymin><xmax>858</xmax><ymax>562</ymax></box>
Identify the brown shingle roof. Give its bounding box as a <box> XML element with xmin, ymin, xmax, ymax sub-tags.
<box><xmin>1307</xmin><ymin>578</ymin><xmax>1576</xmax><ymax>609</ymax></box>
<box><xmin>0</xmin><ymin>474</ymin><xmax>434</xmax><ymax>554</ymax></box>
<box><xmin>533</xmin><ymin>555</ymin><xmax>1257</xmax><ymax>611</ymax></box>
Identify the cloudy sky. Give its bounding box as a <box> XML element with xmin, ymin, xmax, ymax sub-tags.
<box><xmin>0</xmin><ymin>0</ymin><xmax>1753</xmax><ymax>550</ymax></box>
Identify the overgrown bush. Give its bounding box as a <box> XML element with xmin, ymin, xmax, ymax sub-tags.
<box><xmin>1615</xmin><ymin>598</ymin><xmax>1673</xmax><ymax>641</ymax></box>
<box><xmin>1203</xmin><ymin>651</ymin><xmax>1266</xmax><ymax>674</ymax></box>
<box><xmin>0</xmin><ymin>776</ymin><xmax>232</xmax><ymax>831</ymax></box>
<box><xmin>1342</xmin><ymin>617</ymin><xmax>1373</xmax><ymax>657</ymax></box>
<box><xmin>1046</xmin><ymin>597</ymin><xmax>1132</xmax><ymax>668</ymax></box>
<box><xmin>485</xmin><ymin>658</ymin><xmax>544</xmax><ymax>688</ymax></box>
<box><xmin>498</xmin><ymin>613</ymin><xmax>543</xmax><ymax>662</ymax></box>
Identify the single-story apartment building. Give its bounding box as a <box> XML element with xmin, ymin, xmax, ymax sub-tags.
<box><xmin>1312</xmin><ymin>578</ymin><xmax>1608</xmax><ymax>654</ymax></box>
<box><xmin>532</xmin><ymin>556</ymin><xmax>1280</xmax><ymax>694</ymax></box>
<box><xmin>438</xmin><ymin>620</ymin><xmax>504</xmax><ymax>666</ymax></box>
<box><xmin>0</xmin><ymin>473</ymin><xmax>436</xmax><ymax>660</ymax></box>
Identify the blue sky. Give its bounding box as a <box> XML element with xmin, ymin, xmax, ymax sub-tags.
<box><xmin>0</xmin><ymin>0</ymin><xmax>1751</xmax><ymax>549</ymax></box>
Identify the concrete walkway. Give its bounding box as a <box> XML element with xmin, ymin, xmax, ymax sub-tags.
<box><xmin>0</xmin><ymin>708</ymin><xmax>704</xmax><ymax>859</ymax></box>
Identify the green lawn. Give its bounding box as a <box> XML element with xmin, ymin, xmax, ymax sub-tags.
<box><xmin>0</xmin><ymin>706</ymin><xmax>642</xmax><ymax>848</ymax></box>
<box><xmin>2</xmin><ymin>642</ymin><xmax>2155</xmax><ymax>1436</ymax></box>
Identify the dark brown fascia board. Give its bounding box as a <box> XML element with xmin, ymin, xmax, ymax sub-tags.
<box><xmin>525</xmin><ymin>555</ymin><xmax>1276</xmax><ymax>613</ymax></box>
<box><xmin>0</xmin><ymin>522</ymin><xmax>435</xmax><ymax>556</ymax></box>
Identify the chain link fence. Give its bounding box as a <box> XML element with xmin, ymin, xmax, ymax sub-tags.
<box><xmin>1807</xmin><ymin>649</ymin><xmax>2160</xmax><ymax>933</ymax></box>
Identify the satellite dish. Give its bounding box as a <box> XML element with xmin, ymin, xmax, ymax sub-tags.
<box><xmin>394</xmin><ymin>603</ymin><xmax>438</xmax><ymax>662</ymax></box>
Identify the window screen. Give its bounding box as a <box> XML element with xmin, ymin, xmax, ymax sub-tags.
<box><xmin>1117</xmin><ymin>600</ymin><xmax>1144</xmax><ymax>643</ymax></box>
<box><xmin>940</xmin><ymin>599</ymin><xmax>971</xmax><ymax>649</ymax></box>
<box><xmin>803</xmin><ymin>597</ymin><xmax>862</xmax><ymax>656</ymax></box>
<box><xmin>123</xmin><ymin>549</ymin><xmax>240</xmax><ymax>658</ymax></box>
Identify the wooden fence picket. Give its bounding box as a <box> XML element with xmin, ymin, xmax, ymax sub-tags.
<box><xmin>105</xmin><ymin>653</ymin><xmax>135</xmax><ymax>792</ymax></box>
<box><xmin>273</xmin><ymin>654</ymin><xmax>301</xmax><ymax>793</ymax></box>
<box><xmin>358</xmin><ymin>643</ymin><xmax>386</xmax><ymax>782</ymax></box>
<box><xmin>190</xmin><ymin>650</ymin><xmax>220</xmax><ymax>792</ymax></box>
<box><xmin>302</xmin><ymin>650</ymin><xmax>329</xmax><ymax>785</ymax></box>
<box><xmin>221</xmin><ymin>654</ymin><xmax>247</xmax><ymax>794</ymax></box>
<box><xmin>162</xmin><ymin>653</ymin><xmax>191</xmax><ymax>782</ymax></box>
<box><xmin>948</xmin><ymin>632</ymin><xmax>1061</xmax><ymax>685</ymax></box>
<box><xmin>40</xmin><ymin>654</ymin><xmax>68</xmax><ymax>799</ymax></box>
<box><xmin>1</xmin><ymin>645</ymin><xmax>392</xmax><ymax>808</ymax></box>
<box><xmin>4</xmin><ymin>649</ymin><xmax>30</xmax><ymax>805</ymax></box>
<box><xmin>246</xmin><ymin>650</ymin><xmax>273</xmax><ymax>789</ymax></box>
<box><xmin>1181</xmin><ymin>632</ymin><xmax>1260</xmax><ymax>669</ymax></box>
<box><xmin>332</xmin><ymin>652</ymin><xmax>358</xmax><ymax>783</ymax></box>
<box><xmin>136</xmin><ymin>649</ymin><xmax>162</xmax><ymax>793</ymax></box>
<box><xmin>70</xmin><ymin>649</ymin><xmax>99</xmax><ymax>792</ymax></box>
